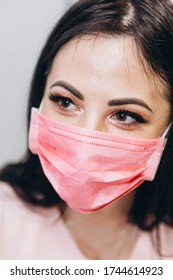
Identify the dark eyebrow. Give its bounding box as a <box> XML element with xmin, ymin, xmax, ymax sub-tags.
<box><xmin>108</xmin><ymin>98</ymin><xmax>153</xmax><ymax>112</ymax></box>
<box><xmin>50</xmin><ymin>81</ymin><xmax>152</xmax><ymax>112</ymax></box>
<box><xmin>50</xmin><ymin>80</ymin><xmax>84</xmax><ymax>101</ymax></box>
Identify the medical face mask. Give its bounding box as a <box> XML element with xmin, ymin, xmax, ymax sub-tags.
<box><xmin>29</xmin><ymin>108</ymin><xmax>168</xmax><ymax>213</ymax></box>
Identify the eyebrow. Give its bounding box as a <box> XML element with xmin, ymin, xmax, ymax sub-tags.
<box><xmin>50</xmin><ymin>80</ymin><xmax>152</xmax><ymax>112</ymax></box>
<box><xmin>50</xmin><ymin>81</ymin><xmax>84</xmax><ymax>100</ymax></box>
<box><xmin>108</xmin><ymin>98</ymin><xmax>153</xmax><ymax>112</ymax></box>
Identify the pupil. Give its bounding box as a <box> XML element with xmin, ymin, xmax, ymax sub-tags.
<box><xmin>117</xmin><ymin>112</ymin><xmax>127</xmax><ymax>121</ymax></box>
<box><xmin>63</xmin><ymin>99</ymin><xmax>70</xmax><ymax>108</ymax></box>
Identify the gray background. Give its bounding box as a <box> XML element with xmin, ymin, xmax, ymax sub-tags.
<box><xmin>0</xmin><ymin>0</ymin><xmax>76</xmax><ymax>168</ymax></box>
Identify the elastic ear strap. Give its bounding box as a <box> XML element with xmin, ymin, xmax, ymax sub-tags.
<box><xmin>161</xmin><ymin>123</ymin><xmax>172</xmax><ymax>138</ymax></box>
<box><xmin>39</xmin><ymin>101</ymin><xmax>43</xmax><ymax>112</ymax></box>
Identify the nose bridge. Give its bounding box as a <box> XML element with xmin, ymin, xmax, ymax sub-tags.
<box><xmin>82</xmin><ymin>110</ymin><xmax>105</xmax><ymax>132</ymax></box>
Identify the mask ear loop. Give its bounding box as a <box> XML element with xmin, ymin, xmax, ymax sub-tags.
<box><xmin>161</xmin><ymin>124</ymin><xmax>172</xmax><ymax>139</ymax></box>
<box><xmin>39</xmin><ymin>101</ymin><xmax>43</xmax><ymax>112</ymax></box>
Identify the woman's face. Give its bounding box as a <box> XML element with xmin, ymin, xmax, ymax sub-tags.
<box><xmin>41</xmin><ymin>35</ymin><xmax>171</xmax><ymax>139</ymax></box>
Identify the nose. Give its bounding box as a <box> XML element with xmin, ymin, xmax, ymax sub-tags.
<box><xmin>81</xmin><ymin>113</ymin><xmax>106</xmax><ymax>132</ymax></box>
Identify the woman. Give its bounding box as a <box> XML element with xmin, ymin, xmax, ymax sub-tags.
<box><xmin>1</xmin><ymin>0</ymin><xmax>173</xmax><ymax>260</ymax></box>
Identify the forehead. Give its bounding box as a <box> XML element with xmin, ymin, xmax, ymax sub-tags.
<box><xmin>47</xmin><ymin>35</ymin><xmax>167</xmax><ymax>101</ymax></box>
<box><xmin>50</xmin><ymin>35</ymin><xmax>142</xmax><ymax>79</ymax></box>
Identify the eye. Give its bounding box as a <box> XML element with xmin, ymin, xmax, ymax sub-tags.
<box><xmin>49</xmin><ymin>93</ymin><xmax>79</xmax><ymax>112</ymax></box>
<box><xmin>110</xmin><ymin>110</ymin><xmax>147</xmax><ymax>127</ymax></box>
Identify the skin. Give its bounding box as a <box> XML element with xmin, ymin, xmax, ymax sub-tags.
<box><xmin>40</xmin><ymin>35</ymin><xmax>171</xmax><ymax>259</ymax></box>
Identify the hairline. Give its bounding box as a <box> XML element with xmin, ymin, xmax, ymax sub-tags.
<box><xmin>46</xmin><ymin>32</ymin><xmax>170</xmax><ymax>104</ymax></box>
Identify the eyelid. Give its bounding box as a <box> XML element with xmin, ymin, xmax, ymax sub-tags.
<box><xmin>50</xmin><ymin>81</ymin><xmax>84</xmax><ymax>101</ymax></box>
<box><xmin>111</xmin><ymin>108</ymin><xmax>147</xmax><ymax>118</ymax></box>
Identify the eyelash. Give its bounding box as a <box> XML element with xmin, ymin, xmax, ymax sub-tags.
<box><xmin>111</xmin><ymin>110</ymin><xmax>148</xmax><ymax>126</ymax></box>
<box><xmin>49</xmin><ymin>93</ymin><xmax>77</xmax><ymax>110</ymax></box>
<box><xmin>49</xmin><ymin>93</ymin><xmax>148</xmax><ymax>126</ymax></box>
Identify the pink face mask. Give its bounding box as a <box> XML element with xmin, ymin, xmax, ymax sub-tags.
<box><xmin>29</xmin><ymin>108</ymin><xmax>167</xmax><ymax>213</ymax></box>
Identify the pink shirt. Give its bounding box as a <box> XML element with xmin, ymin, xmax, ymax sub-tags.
<box><xmin>0</xmin><ymin>181</ymin><xmax>173</xmax><ymax>260</ymax></box>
